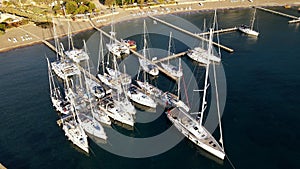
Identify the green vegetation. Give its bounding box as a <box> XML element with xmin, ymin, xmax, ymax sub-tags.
<box><xmin>52</xmin><ymin>0</ymin><xmax>97</xmax><ymax>15</ymax></box>
<box><xmin>0</xmin><ymin>23</ymin><xmax>6</xmax><ymax>32</ymax></box>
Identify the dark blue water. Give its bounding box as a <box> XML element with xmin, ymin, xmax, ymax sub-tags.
<box><xmin>1</xmin><ymin>7</ymin><xmax>300</xmax><ymax>169</ymax></box>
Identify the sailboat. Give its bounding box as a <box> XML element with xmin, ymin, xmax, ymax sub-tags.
<box><xmin>65</xmin><ymin>74</ymin><xmax>108</xmax><ymax>141</ymax></box>
<box><xmin>97</xmin><ymin>32</ymin><xmax>130</xmax><ymax>90</ymax></box>
<box><xmin>160</xmin><ymin>32</ymin><xmax>183</xmax><ymax>78</ymax></box>
<box><xmin>106</xmin><ymin>13</ymin><xmax>130</xmax><ymax>57</ymax></box>
<box><xmin>138</xmin><ymin>20</ymin><xmax>159</xmax><ymax>76</ymax></box>
<box><xmin>105</xmin><ymin>47</ymin><xmax>136</xmax><ymax>116</ymax></box>
<box><xmin>50</xmin><ymin>19</ymin><xmax>80</xmax><ymax>80</ymax></box>
<box><xmin>238</xmin><ymin>8</ymin><xmax>259</xmax><ymax>36</ymax></box>
<box><xmin>126</xmin><ymin>84</ymin><xmax>157</xmax><ymax>109</ymax></box>
<box><xmin>85</xmin><ymin>77</ymin><xmax>110</xmax><ymax>99</ymax></box>
<box><xmin>166</xmin><ymin>29</ymin><xmax>225</xmax><ymax>160</ymax></box>
<box><xmin>161</xmin><ymin>59</ymin><xmax>190</xmax><ymax>112</ymax></box>
<box><xmin>97</xmin><ymin>32</ymin><xmax>135</xmax><ymax>127</ymax></box>
<box><xmin>106</xmin><ymin>66</ymin><xmax>132</xmax><ymax>87</ymax></box>
<box><xmin>47</xmin><ymin>57</ymin><xmax>71</xmax><ymax>115</ymax></box>
<box><xmin>61</xmin><ymin>113</ymin><xmax>89</xmax><ymax>153</ymax></box>
<box><xmin>63</xmin><ymin>22</ymin><xmax>89</xmax><ymax>63</ymax></box>
<box><xmin>187</xmin><ymin>16</ymin><xmax>221</xmax><ymax>64</ymax></box>
<box><xmin>84</xmin><ymin>56</ymin><xmax>112</xmax><ymax>126</ymax></box>
<box><xmin>136</xmin><ymin>80</ymin><xmax>163</xmax><ymax>98</ymax></box>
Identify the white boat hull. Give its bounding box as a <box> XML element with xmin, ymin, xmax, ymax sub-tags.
<box><xmin>62</xmin><ymin>118</ymin><xmax>89</xmax><ymax>153</ymax></box>
<box><xmin>166</xmin><ymin>108</ymin><xmax>225</xmax><ymax>160</ymax></box>
<box><xmin>139</xmin><ymin>58</ymin><xmax>159</xmax><ymax>76</ymax></box>
<box><xmin>78</xmin><ymin>113</ymin><xmax>107</xmax><ymax>140</ymax></box>
<box><xmin>64</xmin><ymin>48</ymin><xmax>89</xmax><ymax>63</ymax></box>
<box><xmin>127</xmin><ymin>85</ymin><xmax>157</xmax><ymax>109</ymax></box>
<box><xmin>238</xmin><ymin>27</ymin><xmax>259</xmax><ymax>36</ymax></box>
<box><xmin>160</xmin><ymin>62</ymin><xmax>182</xmax><ymax>78</ymax></box>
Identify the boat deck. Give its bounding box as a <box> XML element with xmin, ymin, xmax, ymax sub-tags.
<box><xmin>167</xmin><ymin>107</ymin><xmax>225</xmax><ymax>159</ymax></box>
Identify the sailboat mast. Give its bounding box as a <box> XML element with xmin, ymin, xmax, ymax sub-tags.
<box><xmin>201</xmin><ymin>18</ymin><xmax>206</xmax><ymax>49</ymax></box>
<box><xmin>167</xmin><ymin>32</ymin><xmax>172</xmax><ymax>65</ymax></box>
<box><xmin>251</xmin><ymin>8</ymin><xmax>256</xmax><ymax>30</ymax></box>
<box><xmin>177</xmin><ymin>68</ymin><xmax>181</xmax><ymax>99</ymax></box>
<box><xmin>67</xmin><ymin>21</ymin><xmax>74</xmax><ymax>50</ymax></box>
<box><xmin>84</xmin><ymin>60</ymin><xmax>95</xmax><ymax>120</ymax></box>
<box><xmin>199</xmin><ymin>29</ymin><xmax>213</xmax><ymax>125</ymax></box>
<box><xmin>46</xmin><ymin>57</ymin><xmax>53</xmax><ymax>97</ymax></box>
<box><xmin>143</xmin><ymin>20</ymin><xmax>147</xmax><ymax>83</ymax></box>
<box><xmin>213</xmin><ymin>62</ymin><xmax>224</xmax><ymax>150</ymax></box>
<box><xmin>143</xmin><ymin>20</ymin><xmax>147</xmax><ymax>61</ymax></box>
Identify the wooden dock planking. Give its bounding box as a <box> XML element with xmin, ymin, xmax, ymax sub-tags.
<box><xmin>256</xmin><ymin>7</ymin><xmax>300</xmax><ymax>24</ymax></box>
<box><xmin>148</xmin><ymin>15</ymin><xmax>234</xmax><ymax>53</ymax></box>
<box><xmin>152</xmin><ymin>51</ymin><xmax>186</xmax><ymax>64</ymax></box>
<box><xmin>196</xmin><ymin>27</ymin><xmax>238</xmax><ymax>36</ymax></box>
<box><xmin>288</xmin><ymin>19</ymin><xmax>300</xmax><ymax>24</ymax></box>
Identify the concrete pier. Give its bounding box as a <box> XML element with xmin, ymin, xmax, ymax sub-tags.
<box><xmin>256</xmin><ymin>6</ymin><xmax>300</xmax><ymax>24</ymax></box>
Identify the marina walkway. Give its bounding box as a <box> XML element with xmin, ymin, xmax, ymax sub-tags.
<box><xmin>152</xmin><ymin>52</ymin><xmax>186</xmax><ymax>64</ymax></box>
<box><xmin>148</xmin><ymin>15</ymin><xmax>234</xmax><ymax>53</ymax></box>
<box><xmin>196</xmin><ymin>27</ymin><xmax>238</xmax><ymax>36</ymax></box>
<box><xmin>256</xmin><ymin>7</ymin><xmax>300</xmax><ymax>24</ymax></box>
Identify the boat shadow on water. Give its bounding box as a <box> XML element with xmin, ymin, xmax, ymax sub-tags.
<box><xmin>69</xmin><ymin>143</ymin><xmax>90</xmax><ymax>156</ymax></box>
<box><xmin>131</xmin><ymin>101</ymin><xmax>156</xmax><ymax>113</ymax></box>
<box><xmin>89</xmin><ymin>135</ymin><xmax>107</xmax><ymax>145</ymax></box>
<box><xmin>110</xmin><ymin>119</ymin><xmax>134</xmax><ymax>131</ymax></box>
<box><xmin>186</xmin><ymin>141</ymin><xmax>224</xmax><ymax>165</ymax></box>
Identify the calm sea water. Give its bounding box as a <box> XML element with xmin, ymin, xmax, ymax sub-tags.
<box><xmin>0</xmin><ymin>7</ymin><xmax>300</xmax><ymax>169</ymax></box>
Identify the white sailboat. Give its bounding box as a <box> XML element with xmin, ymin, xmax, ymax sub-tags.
<box><xmin>187</xmin><ymin>16</ymin><xmax>221</xmax><ymax>64</ymax></box>
<box><xmin>106</xmin><ymin>14</ymin><xmax>130</xmax><ymax>57</ymax></box>
<box><xmin>51</xmin><ymin>60</ymin><xmax>80</xmax><ymax>80</ymax></box>
<box><xmin>127</xmin><ymin>84</ymin><xmax>157</xmax><ymax>109</ymax></box>
<box><xmin>84</xmin><ymin>57</ymin><xmax>112</xmax><ymax>126</ymax></box>
<box><xmin>85</xmin><ymin>77</ymin><xmax>110</xmax><ymax>99</ymax></box>
<box><xmin>61</xmin><ymin>113</ymin><xmax>89</xmax><ymax>153</ymax></box>
<box><xmin>160</xmin><ymin>32</ymin><xmax>183</xmax><ymax>78</ymax></box>
<box><xmin>161</xmin><ymin>62</ymin><xmax>190</xmax><ymax>112</ymax></box>
<box><xmin>136</xmin><ymin>80</ymin><xmax>163</xmax><ymax>98</ymax></box>
<box><xmin>47</xmin><ymin>57</ymin><xmax>71</xmax><ymax>115</ymax></box>
<box><xmin>97</xmin><ymin>32</ymin><xmax>128</xmax><ymax>90</ymax></box>
<box><xmin>63</xmin><ymin>22</ymin><xmax>89</xmax><ymax>63</ymax></box>
<box><xmin>50</xmin><ymin>19</ymin><xmax>80</xmax><ymax>80</ymax></box>
<box><xmin>97</xmin><ymin>32</ymin><xmax>135</xmax><ymax>127</ymax></box>
<box><xmin>166</xmin><ymin>29</ymin><xmax>225</xmax><ymax>160</ymax></box>
<box><xmin>65</xmin><ymin>77</ymin><xmax>108</xmax><ymax>141</ymax></box>
<box><xmin>238</xmin><ymin>8</ymin><xmax>259</xmax><ymax>36</ymax></box>
<box><xmin>138</xmin><ymin>20</ymin><xmax>159</xmax><ymax>76</ymax></box>
<box><xmin>98</xmin><ymin>96</ymin><xmax>134</xmax><ymax>127</ymax></box>
<box><xmin>106</xmin><ymin>47</ymin><xmax>136</xmax><ymax>116</ymax></box>
<box><xmin>106</xmin><ymin>67</ymin><xmax>132</xmax><ymax>87</ymax></box>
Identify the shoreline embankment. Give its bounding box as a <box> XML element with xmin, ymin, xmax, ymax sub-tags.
<box><xmin>0</xmin><ymin>0</ymin><xmax>299</xmax><ymax>53</ymax></box>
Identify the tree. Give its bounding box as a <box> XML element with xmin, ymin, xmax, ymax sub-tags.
<box><xmin>87</xmin><ymin>2</ymin><xmax>96</xmax><ymax>11</ymax></box>
<box><xmin>65</xmin><ymin>1</ymin><xmax>78</xmax><ymax>14</ymax></box>
<box><xmin>74</xmin><ymin>5</ymin><xmax>88</xmax><ymax>14</ymax></box>
<box><xmin>0</xmin><ymin>23</ymin><xmax>6</xmax><ymax>32</ymax></box>
<box><xmin>104</xmin><ymin>0</ymin><xmax>115</xmax><ymax>7</ymax></box>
